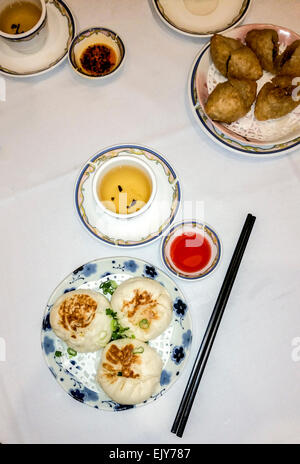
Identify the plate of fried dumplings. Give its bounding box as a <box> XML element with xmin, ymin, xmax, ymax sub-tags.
<box><xmin>189</xmin><ymin>24</ymin><xmax>300</xmax><ymax>157</ymax></box>
<box><xmin>41</xmin><ymin>257</ymin><xmax>192</xmax><ymax>411</ymax></box>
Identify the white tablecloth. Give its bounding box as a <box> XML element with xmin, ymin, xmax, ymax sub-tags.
<box><xmin>1</xmin><ymin>0</ymin><xmax>300</xmax><ymax>444</ymax></box>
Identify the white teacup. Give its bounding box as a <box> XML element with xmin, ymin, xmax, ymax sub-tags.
<box><xmin>92</xmin><ymin>154</ymin><xmax>157</xmax><ymax>219</ymax></box>
<box><xmin>0</xmin><ymin>0</ymin><xmax>47</xmax><ymax>53</ymax></box>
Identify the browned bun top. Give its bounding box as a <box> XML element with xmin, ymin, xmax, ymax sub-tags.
<box><xmin>58</xmin><ymin>293</ymin><xmax>98</xmax><ymax>338</ymax></box>
<box><xmin>102</xmin><ymin>342</ymin><xmax>141</xmax><ymax>384</ymax></box>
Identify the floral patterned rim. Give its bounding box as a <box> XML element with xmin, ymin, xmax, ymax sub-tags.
<box><xmin>161</xmin><ymin>221</ymin><xmax>222</xmax><ymax>280</ymax></box>
<box><xmin>152</xmin><ymin>0</ymin><xmax>252</xmax><ymax>38</ymax></box>
<box><xmin>68</xmin><ymin>27</ymin><xmax>125</xmax><ymax>79</ymax></box>
<box><xmin>0</xmin><ymin>0</ymin><xmax>75</xmax><ymax>77</ymax></box>
<box><xmin>189</xmin><ymin>39</ymin><xmax>300</xmax><ymax>157</ymax></box>
<box><xmin>41</xmin><ymin>256</ymin><xmax>192</xmax><ymax>411</ymax></box>
<box><xmin>74</xmin><ymin>144</ymin><xmax>181</xmax><ymax>247</ymax></box>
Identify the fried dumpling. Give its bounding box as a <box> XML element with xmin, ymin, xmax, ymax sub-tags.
<box><xmin>210</xmin><ymin>34</ymin><xmax>243</xmax><ymax>77</ymax></box>
<box><xmin>50</xmin><ymin>289</ymin><xmax>112</xmax><ymax>352</ymax></box>
<box><xmin>210</xmin><ymin>34</ymin><xmax>262</xmax><ymax>80</ymax></box>
<box><xmin>245</xmin><ymin>28</ymin><xmax>279</xmax><ymax>73</ymax></box>
<box><xmin>229</xmin><ymin>78</ymin><xmax>258</xmax><ymax>108</ymax></box>
<box><xmin>205</xmin><ymin>78</ymin><xmax>257</xmax><ymax>123</ymax></box>
<box><xmin>110</xmin><ymin>277</ymin><xmax>172</xmax><ymax>341</ymax></box>
<box><xmin>255</xmin><ymin>75</ymin><xmax>300</xmax><ymax>121</ymax></box>
<box><xmin>276</xmin><ymin>40</ymin><xmax>300</xmax><ymax>77</ymax></box>
<box><xmin>227</xmin><ymin>46</ymin><xmax>263</xmax><ymax>80</ymax></box>
<box><xmin>97</xmin><ymin>339</ymin><xmax>162</xmax><ymax>404</ymax></box>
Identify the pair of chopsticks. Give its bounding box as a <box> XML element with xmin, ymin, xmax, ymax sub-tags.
<box><xmin>171</xmin><ymin>213</ymin><xmax>256</xmax><ymax>438</ymax></box>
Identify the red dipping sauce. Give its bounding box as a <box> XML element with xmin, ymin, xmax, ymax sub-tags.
<box><xmin>170</xmin><ymin>232</ymin><xmax>212</xmax><ymax>273</ymax></box>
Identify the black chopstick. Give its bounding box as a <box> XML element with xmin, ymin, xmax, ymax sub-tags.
<box><xmin>171</xmin><ymin>213</ymin><xmax>256</xmax><ymax>438</ymax></box>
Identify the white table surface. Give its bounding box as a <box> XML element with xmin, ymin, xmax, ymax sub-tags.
<box><xmin>1</xmin><ymin>0</ymin><xmax>300</xmax><ymax>445</ymax></box>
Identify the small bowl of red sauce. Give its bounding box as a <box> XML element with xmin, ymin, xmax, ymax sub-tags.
<box><xmin>161</xmin><ymin>221</ymin><xmax>221</xmax><ymax>280</ymax></box>
<box><xmin>68</xmin><ymin>27</ymin><xmax>125</xmax><ymax>79</ymax></box>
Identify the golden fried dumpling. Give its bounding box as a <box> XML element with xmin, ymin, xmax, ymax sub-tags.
<box><xmin>229</xmin><ymin>78</ymin><xmax>258</xmax><ymax>108</ymax></box>
<box><xmin>245</xmin><ymin>28</ymin><xmax>279</xmax><ymax>73</ymax></box>
<box><xmin>255</xmin><ymin>75</ymin><xmax>300</xmax><ymax>121</ymax></box>
<box><xmin>276</xmin><ymin>40</ymin><xmax>300</xmax><ymax>77</ymax></box>
<box><xmin>210</xmin><ymin>34</ymin><xmax>243</xmax><ymax>77</ymax></box>
<box><xmin>205</xmin><ymin>78</ymin><xmax>257</xmax><ymax>123</ymax></box>
<box><xmin>227</xmin><ymin>46</ymin><xmax>263</xmax><ymax>80</ymax></box>
<box><xmin>97</xmin><ymin>339</ymin><xmax>162</xmax><ymax>405</ymax></box>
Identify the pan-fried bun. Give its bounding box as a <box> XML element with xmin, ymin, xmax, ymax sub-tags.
<box><xmin>50</xmin><ymin>289</ymin><xmax>112</xmax><ymax>352</ymax></box>
<box><xmin>110</xmin><ymin>277</ymin><xmax>172</xmax><ymax>341</ymax></box>
<box><xmin>97</xmin><ymin>339</ymin><xmax>162</xmax><ymax>404</ymax></box>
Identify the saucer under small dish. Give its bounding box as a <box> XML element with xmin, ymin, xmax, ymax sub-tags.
<box><xmin>75</xmin><ymin>144</ymin><xmax>181</xmax><ymax>247</ymax></box>
<box><xmin>0</xmin><ymin>0</ymin><xmax>75</xmax><ymax>77</ymax></box>
<box><xmin>161</xmin><ymin>221</ymin><xmax>221</xmax><ymax>280</ymax></box>
<box><xmin>68</xmin><ymin>27</ymin><xmax>125</xmax><ymax>79</ymax></box>
<box><xmin>152</xmin><ymin>0</ymin><xmax>252</xmax><ymax>38</ymax></box>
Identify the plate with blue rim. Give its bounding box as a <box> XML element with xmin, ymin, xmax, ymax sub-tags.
<box><xmin>41</xmin><ymin>256</ymin><xmax>192</xmax><ymax>411</ymax></box>
<box><xmin>74</xmin><ymin>144</ymin><xmax>181</xmax><ymax>248</ymax></box>
<box><xmin>152</xmin><ymin>0</ymin><xmax>252</xmax><ymax>38</ymax></box>
<box><xmin>188</xmin><ymin>24</ymin><xmax>300</xmax><ymax>157</ymax></box>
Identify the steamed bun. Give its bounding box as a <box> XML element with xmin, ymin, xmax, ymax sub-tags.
<box><xmin>110</xmin><ymin>277</ymin><xmax>172</xmax><ymax>341</ymax></box>
<box><xmin>97</xmin><ymin>339</ymin><xmax>162</xmax><ymax>404</ymax></box>
<box><xmin>50</xmin><ymin>289</ymin><xmax>112</xmax><ymax>352</ymax></box>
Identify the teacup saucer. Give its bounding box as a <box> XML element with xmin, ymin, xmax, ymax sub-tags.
<box><xmin>74</xmin><ymin>144</ymin><xmax>181</xmax><ymax>247</ymax></box>
<box><xmin>0</xmin><ymin>0</ymin><xmax>75</xmax><ymax>77</ymax></box>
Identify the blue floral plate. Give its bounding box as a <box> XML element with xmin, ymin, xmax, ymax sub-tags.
<box><xmin>41</xmin><ymin>257</ymin><xmax>192</xmax><ymax>411</ymax></box>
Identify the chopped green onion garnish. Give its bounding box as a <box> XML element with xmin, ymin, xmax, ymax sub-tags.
<box><xmin>119</xmin><ymin>326</ymin><xmax>129</xmax><ymax>333</ymax></box>
<box><xmin>55</xmin><ymin>351</ymin><xmax>62</xmax><ymax>357</ymax></box>
<box><xmin>117</xmin><ymin>371</ymin><xmax>123</xmax><ymax>376</ymax></box>
<box><xmin>99</xmin><ymin>280</ymin><xmax>118</xmax><ymax>295</ymax></box>
<box><xmin>139</xmin><ymin>318</ymin><xmax>150</xmax><ymax>329</ymax></box>
<box><xmin>131</xmin><ymin>335</ymin><xmax>136</xmax><ymax>339</ymax></box>
<box><xmin>106</xmin><ymin>307</ymin><xmax>131</xmax><ymax>341</ymax></box>
<box><xmin>111</xmin><ymin>319</ymin><xmax>118</xmax><ymax>331</ymax></box>
<box><xmin>67</xmin><ymin>348</ymin><xmax>77</xmax><ymax>357</ymax></box>
<box><xmin>106</xmin><ymin>308</ymin><xmax>117</xmax><ymax>318</ymax></box>
<box><xmin>133</xmin><ymin>346</ymin><xmax>144</xmax><ymax>354</ymax></box>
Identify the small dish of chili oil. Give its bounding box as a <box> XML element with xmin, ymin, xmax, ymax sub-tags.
<box><xmin>68</xmin><ymin>27</ymin><xmax>125</xmax><ymax>79</ymax></box>
<box><xmin>161</xmin><ymin>221</ymin><xmax>222</xmax><ymax>280</ymax></box>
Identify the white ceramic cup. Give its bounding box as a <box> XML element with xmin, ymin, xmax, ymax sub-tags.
<box><xmin>0</xmin><ymin>0</ymin><xmax>47</xmax><ymax>53</ymax></box>
<box><xmin>92</xmin><ymin>154</ymin><xmax>157</xmax><ymax>219</ymax></box>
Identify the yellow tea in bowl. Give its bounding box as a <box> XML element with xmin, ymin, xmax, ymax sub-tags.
<box><xmin>0</xmin><ymin>1</ymin><xmax>42</xmax><ymax>35</ymax></box>
<box><xmin>98</xmin><ymin>165</ymin><xmax>152</xmax><ymax>215</ymax></box>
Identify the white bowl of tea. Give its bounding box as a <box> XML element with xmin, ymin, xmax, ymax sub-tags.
<box><xmin>92</xmin><ymin>154</ymin><xmax>157</xmax><ymax>219</ymax></box>
<box><xmin>68</xmin><ymin>27</ymin><xmax>125</xmax><ymax>79</ymax></box>
<box><xmin>0</xmin><ymin>0</ymin><xmax>47</xmax><ymax>52</ymax></box>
